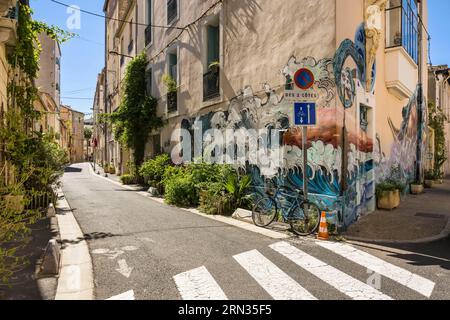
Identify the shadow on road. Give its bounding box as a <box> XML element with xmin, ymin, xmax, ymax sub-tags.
<box><xmin>353</xmin><ymin>237</ymin><xmax>450</xmax><ymax>271</ymax></box>
<box><xmin>59</xmin><ymin>232</ymin><xmax>117</xmax><ymax>248</ymax></box>
<box><xmin>64</xmin><ymin>167</ymin><xmax>82</xmax><ymax>173</ymax></box>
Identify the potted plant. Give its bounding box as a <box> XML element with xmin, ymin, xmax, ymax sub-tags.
<box><xmin>376</xmin><ymin>181</ymin><xmax>401</xmax><ymax>210</ymax></box>
<box><xmin>109</xmin><ymin>164</ymin><xmax>116</xmax><ymax>175</ymax></box>
<box><xmin>163</xmin><ymin>74</ymin><xmax>177</xmax><ymax>112</ymax></box>
<box><xmin>410</xmin><ymin>181</ymin><xmax>424</xmax><ymax>195</ymax></box>
<box><xmin>208</xmin><ymin>61</ymin><xmax>220</xmax><ymax>73</ymax></box>
<box><xmin>424</xmin><ymin>170</ymin><xmax>435</xmax><ymax>188</ymax></box>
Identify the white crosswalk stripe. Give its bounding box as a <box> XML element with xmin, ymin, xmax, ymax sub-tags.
<box><xmin>233</xmin><ymin>250</ymin><xmax>317</xmax><ymax>300</ymax></box>
<box><xmin>316</xmin><ymin>241</ymin><xmax>435</xmax><ymax>298</ymax></box>
<box><xmin>173</xmin><ymin>266</ymin><xmax>228</xmax><ymax>300</ymax></box>
<box><xmin>269</xmin><ymin>241</ymin><xmax>393</xmax><ymax>300</ymax></box>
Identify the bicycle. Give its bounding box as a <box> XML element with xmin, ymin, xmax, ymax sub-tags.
<box><xmin>252</xmin><ymin>186</ymin><xmax>321</xmax><ymax>236</ymax></box>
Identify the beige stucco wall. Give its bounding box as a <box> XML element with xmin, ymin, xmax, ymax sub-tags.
<box><xmin>36</xmin><ymin>33</ymin><xmax>61</xmax><ymax>110</ymax></box>
<box><xmin>144</xmin><ymin>0</ymin><xmax>336</xmax><ymax>153</ymax></box>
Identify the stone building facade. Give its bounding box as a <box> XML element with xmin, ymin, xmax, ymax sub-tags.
<box><xmin>100</xmin><ymin>0</ymin><xmax>430</xmax><ymax>229</ymax></box>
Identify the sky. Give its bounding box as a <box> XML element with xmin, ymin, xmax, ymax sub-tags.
<box><xmin>30</xmin><ymin>0</ymin><xmax>105</xmax><ymax>118</ymax></box>
<box><xmin>29</xmin><ymin>0</ymin><xmax>450</xmax><ymax>118</ymax></box>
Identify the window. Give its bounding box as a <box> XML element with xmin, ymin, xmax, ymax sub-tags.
<box><xmin>386</xmin><ymin>0</ymin><xmax>419</xmax><ymax>64</ymax></box>
<box><xmin>167</xmin><ymin>0</ymin><xmax>178</xmax><ymax>24</ymax></box>
<box><xmin>203</xmin><ymin>22</ymin><xmax>220</xmax><ymax>101</ymax></box>
<box><xmin>166</xmin><ymin>48</ymin><xmax>178</xmax><ymax>113</ymax></box>
<box><xmin>128</xmin><ymin>20</ymin><xmax>134</xmax><ymax>53</ymax></box>
<box><xmin>145</xmin><ymin>0</ymin><xmax>152</xmax><ymax>46</ymax></box>
<box><xmin>120</xmin><ymin>36</ymin><xmax>125</xmax><ymax>65</ymax></box>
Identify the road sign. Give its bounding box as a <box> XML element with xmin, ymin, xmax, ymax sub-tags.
<box><xmin>294</xmin><ymin>102</ymin><xmax>317</xmax><ymax>126</ymax></box>
<box><xmin>294</xmin><ymin>68</ymin><xmax>315</xmax><ymax>90</ymax></box>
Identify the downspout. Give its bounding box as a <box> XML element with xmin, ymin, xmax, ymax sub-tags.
<box><xmin>104</xmin><ymin>9</ymin><xmax>109</xmax><ymax>166</ymax></box>
<box><xmin>415</xmin><ymin>0</ymin><xmax>424</xmax><ymax>183</ymax></box>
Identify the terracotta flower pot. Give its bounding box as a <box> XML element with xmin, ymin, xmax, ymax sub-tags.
<box><xmin>424</xmin><ymin>180</ymin><xmax>434</xmax><ymax>188</ymax></box>
<box><xmin>410</xmin><ymin>184</ymin><xmax>424</xmax><ymax>195</ymax></box>
<box><xmin>377</xmin><ymin>190</ymin><xmax>400</xmax><ymax>210</ymax></box>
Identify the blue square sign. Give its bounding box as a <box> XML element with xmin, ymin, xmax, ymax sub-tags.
<box><xmin>294</xmin><ymin>103</ymin><xmax>317</xmax><ymax>126</ymax></box>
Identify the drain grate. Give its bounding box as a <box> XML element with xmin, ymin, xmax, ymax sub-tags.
<box><xmin>415</xmin><ymin>213</ymin><xmax>446</xmax><ymax>219</ymax></box>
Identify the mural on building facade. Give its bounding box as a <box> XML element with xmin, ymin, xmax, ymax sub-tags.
<box><xmin>178</xmin><ymin>8</ymin><xmax>423</xmax><ymax>229</ymax></box>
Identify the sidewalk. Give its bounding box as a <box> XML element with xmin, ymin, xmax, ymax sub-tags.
<box><xmin>343</xmin><ymin>179</ymin><xmax>450</xmax><ymax>244</ymax></box>
<box><xmin>90</xmin><ymin>162</ymin><xmax>122</xmax><ymax>184</ymax></box>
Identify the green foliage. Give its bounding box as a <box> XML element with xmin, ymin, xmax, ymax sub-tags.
<box><xmin>84</xmin><ymin>128</ymin><xmax>92</xmax><ymax>140</ymax></box>
<box><xmin>120</xmin><ymin>174</ymin><xmax>138</xmax><ymax>185</ymax></box>
<box><xmin>108</xmin><ymin>52</ymin><xmax>163</xmax><ymax>169</ymax></box>
<box><xmin>161</xmin><ymin>161</ymin><xmax>251</xmax><ymax>214</ymax></box>
<box><xmin>165</xmin><ymin>175</ymin><xmax>197</xmax><ymax>207</ymax></box>
<box><xmin>224</xmin><ymin>174</ymin><xmax>252</xmax><ymax>209</ymax></box>
<box><xmin>0</xmin><ymin>167</ymin><xmax>43</xmax><ymax>287</ymax></box>
<box><xmin>0</xmin><ymin>110</ymin><xmax>68</xmax><ymax>191</ymax></box>
<box><xmin>139</xmin><ymin>154</ymin><xmax>171</xmax><ymax>191</ymax></box>
<box><xmin>376</xmin><ymin>182</ymin><xmax>402</xmax><ymax>198</ymax></box>
<box><xmin>8</xmin><ymin>3</ymin><xmax>74</xmax><ymax>80</ymax></box>
<box><xmin>424</xmin><ymin>169</ymin><xmax>438</xmax><ymax>180</ymax></box>
<box><xmin>428</xmin><ymin>102</ymin><xmax>448</xmax><ymax>178</ymax></box>
<box><xmin>162</xmin><ymin>74</ymin><xmax>177</xmax><ymax>93</ymax></box>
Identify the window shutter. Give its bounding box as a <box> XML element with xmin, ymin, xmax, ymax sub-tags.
<box><xmin>207</xmin><ymin>25</ymin><xmax>220</xmax><ymax>66</ymax></box>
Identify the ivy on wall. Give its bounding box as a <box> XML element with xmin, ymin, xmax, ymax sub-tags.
<box><xmin>107</xmin><ymin>52</ymin><xmax>163</xmax><ymax>170</ymax></box>
<box><xmin>0</xmin><ymin>3</ymin><xmax>73</xmax><ymax>287</ymax></box>
<box><xmin>428</xmin><ymin>102</ymin><xmax>448</xmax><ymax>178</ymax></box>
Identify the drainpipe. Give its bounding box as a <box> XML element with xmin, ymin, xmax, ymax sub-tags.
<box><xmin>104</xmin><ymin>9</ymin><xmax>109</xmax><ymax>166</ymax></box>
<box><xmin>415</xmin><ymin>0</ymin><xmax>424</xmax><ymax>183</ymax></box>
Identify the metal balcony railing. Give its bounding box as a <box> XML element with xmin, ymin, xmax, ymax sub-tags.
<box><xmin>203</xmin><ymin>67</ymin><xmax>220</xmax><ymax>101</ymax></box>
<box><xmin>167</xmin><ymin>91</ymin><xmax>177</xmax><ymax>113</ymax></box>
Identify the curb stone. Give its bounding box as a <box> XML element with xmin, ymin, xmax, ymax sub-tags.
<box><xmin>342</xmin><ymin>216</ymin><xmax>450</xmax><ymax>245</ymax></box>
<box><xmin>54</xmin><ymin>186</ymin><xmax>95</xmax><ymax>300</ymax></box>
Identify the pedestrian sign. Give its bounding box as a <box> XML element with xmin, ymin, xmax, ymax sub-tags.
<box><xmin>294</xmin><ymin>103</ymin><xmax>317</xmax><ymax>126</ymax></box>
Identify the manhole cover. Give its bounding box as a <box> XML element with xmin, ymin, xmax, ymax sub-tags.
<box><xmin>415</xmin><ymin>213</ymin><xmax>446</xmax><ymax>219</ymax></box>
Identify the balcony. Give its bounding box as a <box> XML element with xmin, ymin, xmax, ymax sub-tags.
<box><xmin>385</xmin><ymin>46</ymin><xmax>418</xmax><ymax>100</ymax></box>
<box><xmin>167</xmin><ymin>91</ymin><xmax>177</xmax><ymax>113</ymax></box>
<box><xmin>0</xmin><ymin>1</ymin><xmax>17</xmax><ymax>46</ymax></box>
<box><xmin>145</xmin><ymin>25</ymin><xmax>152</xmax><ymax>46</ymax></box>
<box><xmin>203</xmin><ymin>67</ymin><xmax>220</xmax><ymax>101</ymax></box>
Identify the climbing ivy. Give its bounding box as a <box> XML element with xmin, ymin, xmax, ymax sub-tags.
<box><xmin>428</xmin><ymin>102</ymin><xmax>448</xmax><ymax>178</ymax></box>
<box><xmin>0</xmin><ymin>3</ymin><xmax>73</xmax><ymax>287</ymax></box>
<box><xmin>107</xmin><ymin>52</ymin><xmax>163</xmax><ymax>170</ymax></box>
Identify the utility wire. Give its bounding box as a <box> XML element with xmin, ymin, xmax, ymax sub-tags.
<box><xmin>50</xmin><ymin>0</ymin><xmax>185</xmax><ymax>30</ymax></box>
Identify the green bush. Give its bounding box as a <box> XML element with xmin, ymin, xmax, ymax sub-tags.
<box><xmin>199</xmin><ymin>190</ymin><xmax>234</xmax><ymax>216</ymax></box>
<box><xmin>139</xmin><ymin>154</ymin><xmax>171</xmax><ymax>190</ymax></box>
<box><xmin>165</xmin><ymin>175</ymin><xmax>197</xmax><ymax>207</ymax></box>
<box><xmin>120</xmin><ymin>174</ymin><xmax>137</xmax><ymax>185</ymax></box>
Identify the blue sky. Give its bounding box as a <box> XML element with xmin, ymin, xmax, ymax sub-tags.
<box><xmin>30</xmin><ymin>0</ymin><xmax>104</xmax><ymax>117</ymax></box>
<box><xmin>29</xmin><ymin>0</ymin><xmax>449</xmax><ymax>117</ymax></box>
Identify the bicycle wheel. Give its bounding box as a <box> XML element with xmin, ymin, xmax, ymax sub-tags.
<box><xmin>252</xmin><ymin>197</ymin><xmax>278</xmax><ymax>227</ymax></box>
<box><xmin>288</xmin><ymin>201</ymin><xmax>321</xmax><ymax>236</ymax></box>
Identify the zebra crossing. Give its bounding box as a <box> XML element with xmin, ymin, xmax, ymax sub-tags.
<box><xmin>172</xmin><ymin>241</ymin><xmax>436</xmax><ymax>300</ymax></box>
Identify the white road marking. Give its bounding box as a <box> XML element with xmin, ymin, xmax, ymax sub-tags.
<box><xmin>173</xmin><ymin>266</ymin><xmax>228</xmax><ymax>300</ymax></box>
<box><xmin>106</xmin><ymin>290</ymin><xmax>135</xmax><ymax>300</ymax></box>
<box><xmin>115</xmin><ymin>259</ymin><xmax>133</xmax><ymax>278</ymax></box>
<box><xmin>233</xmin><ymin>250</ymin><xmax>317</xmax><ymax>300</ymax></box>
<box><xmin>270</xmin><ymin>241</ymin><xmax>393</xmax><ymax>300</ymax></box>
<box><xmin>316</xmin><ymin>241</ymin><xmax>435</xmax><ymax>298</ymax></box>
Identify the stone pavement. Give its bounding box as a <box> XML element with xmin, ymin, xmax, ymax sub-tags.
<box><xmin>343</xmin><ymin>179</ymin><xmax>450</xmax><ymax>244</ymax></box>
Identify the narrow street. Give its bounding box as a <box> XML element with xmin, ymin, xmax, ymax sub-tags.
<box><xmin>61</xmin><ymin>163</ymin><xmax>450</xmax><ymax>300</ymax></box>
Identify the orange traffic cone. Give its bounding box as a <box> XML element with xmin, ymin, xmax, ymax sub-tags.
<box><xmin>317</xmin><ymin>212</ymin><xmax>329</xmax><ymax>241</ymax></box>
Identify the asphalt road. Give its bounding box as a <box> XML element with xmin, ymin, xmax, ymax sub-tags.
<box><xmin>61</xmin><ymin>163</ymin><xmax>450</xmax><ymax>300</ymax></box>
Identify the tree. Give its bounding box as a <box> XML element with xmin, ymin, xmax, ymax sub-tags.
<box><xmin>109</xmin><ymin>52</ymin><xmax>163</xmax><ymax>170</ymax></box>
<box><xmin>84</xmin><ymin>128</ymin><xmax>93</xmax><ymax>160</ymax></box>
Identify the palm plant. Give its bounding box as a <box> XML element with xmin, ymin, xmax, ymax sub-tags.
<box><xmin>224</xmin><ymin>174</ymin><xmax>252</xmax><ymax>209</ymax></box>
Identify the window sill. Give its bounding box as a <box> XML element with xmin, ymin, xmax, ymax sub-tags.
<box><xmin>202</xmin><ymin>94</ymin><xmax>223</xmax><ymax>109</ymax></box>
<box><xmin>165</xmin><ymin>110</ymin><xmax>179</xmax><ymax>120</ymax></box>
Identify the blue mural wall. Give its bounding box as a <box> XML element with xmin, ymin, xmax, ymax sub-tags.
<box><xmin>179</xmin><ymin>22</ymin><xmax>424</xmax><ymax>230</ymax></box>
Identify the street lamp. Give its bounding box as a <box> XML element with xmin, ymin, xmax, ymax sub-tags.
<box><xmin>109</xmin><ymin>51</ymin><xmax>133</xmax><ymax>59</ymax></box>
